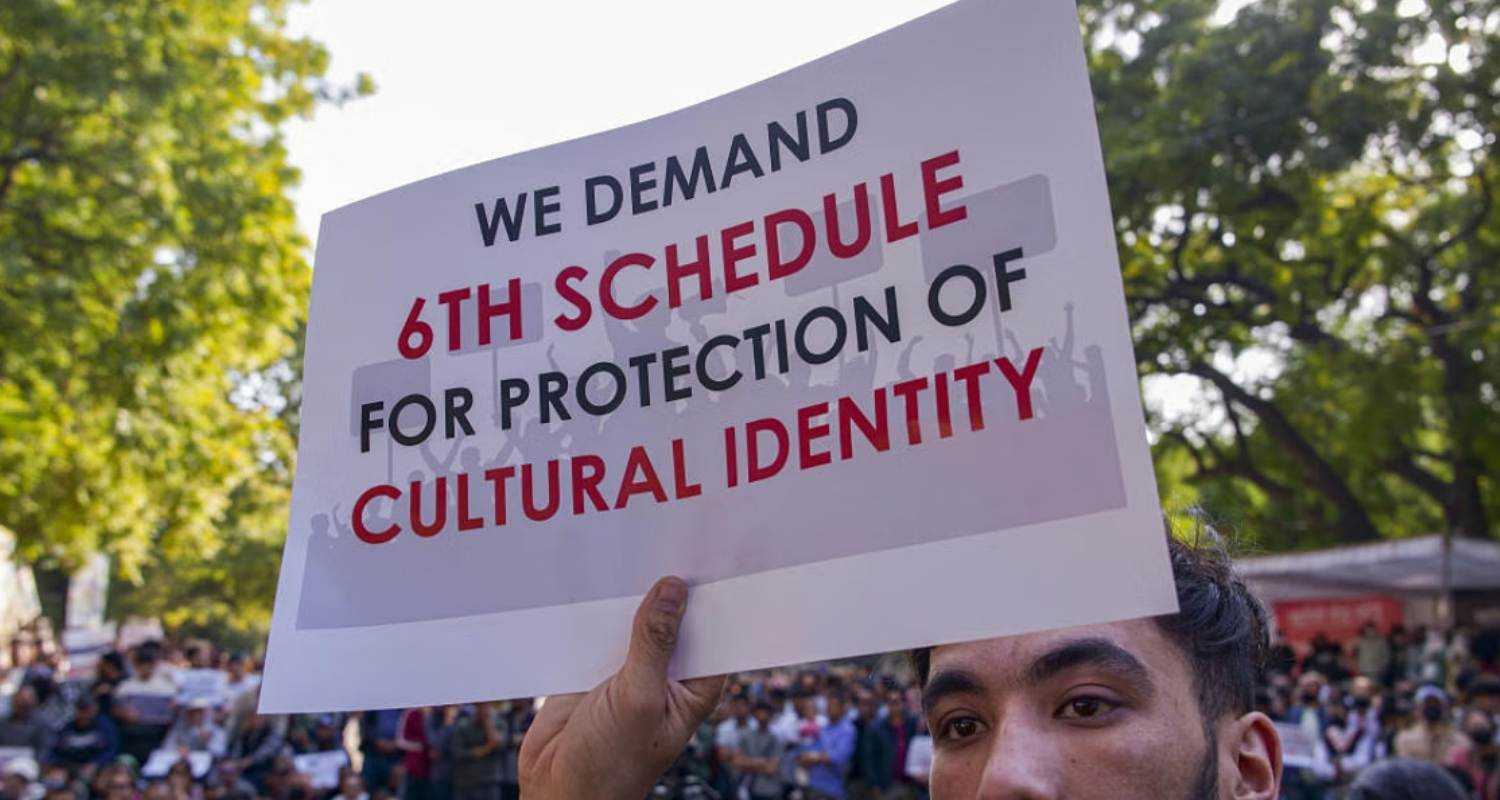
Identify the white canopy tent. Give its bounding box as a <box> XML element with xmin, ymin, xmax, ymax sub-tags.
<box><xmin>1238</xmin><ymin>534</ymin><xmax>1500</xmax><ymax>627</ymax></box>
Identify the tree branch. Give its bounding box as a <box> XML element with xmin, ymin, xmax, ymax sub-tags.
<box><xmin>1187</xmin><ymin>359</ymin><xmax>1379</xmax><ymax>541</ymax></box>
<box><xmin>1385</xmin><ymin>447</ymin><xmax>1450</xmax><ymax>504</ymax></box>
<box><xmin>1428</xmin><ymin>168</ymin><xmax>1492</xmax><ymax>261</ymax></box>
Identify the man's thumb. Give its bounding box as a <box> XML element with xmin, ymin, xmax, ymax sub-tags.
<box><xmin>621</xmin><ymin>576</ymin><xmax>689</xmax><ymax>694</ymax></box>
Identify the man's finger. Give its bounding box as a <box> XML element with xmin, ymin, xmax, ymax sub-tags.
<box><xmin>680</xmin><ymin>674</ymin><xmax>729</xmax><ymax>717</ymax></box>
<box><xmin>522</xmin><ymin>690</ymin><xmax>583</xmax><ymax>751</ymax></box>
<box><xmin>620</xmin><ymin>576</ymin><xmax>689</xmax><ymax>697</ymax></box>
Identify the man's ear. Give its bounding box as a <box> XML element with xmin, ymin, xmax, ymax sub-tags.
<box><xmin>1224</xmin><ymin>711</ymin><xmax>1281</xmax><ymax>800</ymax></box>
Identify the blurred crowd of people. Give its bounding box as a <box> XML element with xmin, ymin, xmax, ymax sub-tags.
<box><xmin>662</xmin><ymin>661</ymin><xmax>932</xmax><ymax>800</ymax></box>
<box><xmin>660</xmin><ymin>622</ymin><xmax>1500</xmax><ymax>800</ymax></box>
<box><xmin>0</xmin><ymin>627</ymin><xmax>538</xmax><ymax>800</ymax></box>
<box><xmin>1</xmin><ymin>619</ymin><xmax>1498</xmax><ymax>800</ymax></box>
<box><xmin>1260</xmin><ymin>623</ymin><xmax>1500</xmax><ymax>799</ymax></box>
<box><xmin>0</xmin><ymin>626</ymin><xmax>930</xmax><ymax>800</ymax></box>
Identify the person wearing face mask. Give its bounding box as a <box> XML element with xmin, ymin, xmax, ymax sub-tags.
<box><xmin>1447</xmin><ymin>708</ymin><xmax>1499</xmax><ymax>800</ymax></box>
<box><xmin>1323</xmin><ymin>690</ymin><xmax>1381</xmax><ymax>785</ymax></box>
<box><xmin>1281</xmin><ymin>673</ymin><xmax>1331</xmax><ymax>800</ymax></box>
<box><xmin>1394</xmin><ymin>685</ymin><xmax>1466</xmax><ymax>764</ymax></box>
<box><xmin>1287</xmin><ymin>673</ymin><xmax>1326</xmax><ymax>732</ymax></box>
<box><xmin>1348</xmin><ymin>678</ymin><xmax>1385</xmax><ymax>762</ymax></box>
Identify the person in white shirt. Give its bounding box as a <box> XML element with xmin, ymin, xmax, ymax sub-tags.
<box><xmin>113</xmin><ymin>645</ymin><xmax>180</xmax><ymax>763</ymax></box>
<box><xmin>162</xmin><ymin>699</ymin><xmax>227</xmax><ymax>757</ymax></box>
<box><xmin>768</xmin><ymin>689</ymin><xmax>802</xmax><ymax>745</ymax></box>
<box><xmin>1</xmin><ymin>756</ymin><xmax>44</xmax><ymax>800</ymax></box>
<box><xmin>904</xmin><ymin>717</ymin><xmax>933</xmax><ymax>789</ymax></box>
<box><xmin>222</xmin><ymin>654</ymin><xmax>260</xmax><ymax>707</ymax></box>
<box><xmin>714</xmin><ymin>695</ymin><xmax>755</xmax><ymax>753</ymax></box>
<box><xmin>771</xmin><ymin>690</ymin><xmax>826</xmax><ymax>747</ymax></box>
<box><xmin>712</xmin><ymin>694</ymin><xmax>755</xmax><ymax>789</ymax></box>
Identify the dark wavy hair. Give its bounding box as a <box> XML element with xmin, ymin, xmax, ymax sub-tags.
<box><xmin>910</xmin><ymin>519</ymin><xmax>1269</xmax><ymax>723</ymax></box>
<box><xmin>1347</xmin><ymin>759</ymin><xmax>1468</xmax><ymax>800</ymax></box>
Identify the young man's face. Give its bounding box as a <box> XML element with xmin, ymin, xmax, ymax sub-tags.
<box><xmin>826</xmin><ymin>695</ymin><xmax>847</xmax><ymax>722</ymax></box>
<box><xmin>10</xmin><ymin>688</ymin><xmax>36</xmax><ymax>717</ymax></box>
<box><xmin>922</xmin><ymin>618</ymin><xmax>1280</xmax><ymax>800</ymax></box>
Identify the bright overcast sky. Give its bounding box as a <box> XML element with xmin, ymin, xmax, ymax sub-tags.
<box><xmin>282</xmin><ymin>0</ymin><xmax>1261</xmax><ymax>424</ymax></box>
<box><xmin>282</xmin><ymin>0</ymin><xmax>1260</xmax><ymax>245</ymax></box>
<box><xmin>283</xmin><ymin>0</ymin><xmax>956</xmax><ymax>249</ymax></box>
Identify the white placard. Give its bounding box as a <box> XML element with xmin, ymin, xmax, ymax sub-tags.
<box><xmin>118</xmin><ymin>693</ymin><xmax>176</xmax><ymax>727</ymax></box>
<box><xmin>0</xmin><ymin>747</ymin><xmax>34</xmax><ymax>768</ymax></box>
<box><xmin>141</xmin><ymin>750</ymin><xmax>214</xmax><ymax>779</ymax></box>
<box><xmin>293</xmin><ymin>751</ymin><xmax>350</xmax><ymax>790</ymax></box>
<box><xmin>176</xmin><ymin>669</ymin><xmax>228</xmax><ymax>706</ymax></box>
<box><xmin>261</xmin><ymin>0</ymin><xmax>1175</xmax><ymax>712</ymax></box>
<box><xmin>1275</xmin><ymin>723</ymin><xmax>1318</xmax><ymax>769</ymax></box>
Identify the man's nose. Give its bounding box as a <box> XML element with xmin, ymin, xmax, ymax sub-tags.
<box><xmin>974</xmin><ymin>717</ymin><xmax>1062</xmax><ymax>800</ymax></box>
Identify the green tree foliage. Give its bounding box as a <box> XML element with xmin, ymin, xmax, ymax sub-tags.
<box><xmin>0</xmin><ymin>1</ymin><xmax>367</xmax><ymax>628</ymax></box>
<box><xmin>1085</xmin><ymin>0</ymin><xmax>1498</xmax><ymax>546</ymax></box>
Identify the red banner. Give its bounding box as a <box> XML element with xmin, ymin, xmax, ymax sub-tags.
<box><xmin>1273</xmin><ymin>595</ymin><xmax>1403</xmax><ymax>644</ymax></box>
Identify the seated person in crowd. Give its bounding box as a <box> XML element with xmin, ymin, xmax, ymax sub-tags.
<box><xmin>163</xmin><ymin>699</ymin><xmax>227</xmax><ymax>757</ymax></box>
<box><xmin>0</xmin><ymin>687</ymin><xmax>50</xmax><ymax>763</ymax></box>
<box><xmin>112</xmin><ymin>645</ymin><xmax>179</xmax><ymax>764</ymax></box>
<box><xmin>1394</xmin><ymin>685</ymin><xmax>1467</xmax><ymax>764</ymax></box>
<box><xmin>49</xmin><ymin>697</ymin><xmax>118</xmax><ymax>774</ymax></box>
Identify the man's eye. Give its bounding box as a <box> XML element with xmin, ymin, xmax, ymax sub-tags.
<box><xmin>939</xmin><ymin>715</ymin><xmax>984</xmax><ymax>741</ymax></box>
<box><xmin>1057</xmin><ymin>695</ymin><xmax>1118</xmax><ymax>721</ymax></box>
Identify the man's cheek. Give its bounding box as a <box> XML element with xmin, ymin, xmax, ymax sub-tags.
<box><xmin>1081</xmin><ymin>721</ymin><xmax>1205</xmax><ymax>798</ymax></box>
<box><xmin>929</xmin><ymin>749</ymin><xmax>981</xmax><ymax>799</ymax></box>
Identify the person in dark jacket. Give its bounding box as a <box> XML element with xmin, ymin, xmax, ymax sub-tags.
<box><xmin>49</xmin><ymin>698</ymin><xmax>118</xmax><ymax>776</ymax></box>
<box><xmin>359</xmin><ymin>710</ymin><xmax>404</xmax><ymax>796</ymax></box>
<box><xmin>881</xmin><ymin>694</ymin><xmax>920</xmax><ymax>799</ymax></box>
<box><xmin>0</xmin><ymin>686</ymin><xmax>50</xmax><ymax>762</ymax></box>
<box><xmin>849</xmin><ymin>693</ymin><xmax>894</xmax><ymax>799</ymax></box>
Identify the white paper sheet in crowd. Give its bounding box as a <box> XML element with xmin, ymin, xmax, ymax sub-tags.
<box><xmin>293</xmin><ymin>752</ymin><xmax>351</xmax><ymax>790</ymax></box>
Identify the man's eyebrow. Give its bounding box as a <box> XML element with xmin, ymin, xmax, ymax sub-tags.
<box><xmin>1025</xmin><ymin>637</ymin><xmax>1156</xmax><ymax>698</ymax></box>
<box><xmin>921</xmin><ymin>668</ymin><xmax>985</xmax><ymax>716</ymax></box>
